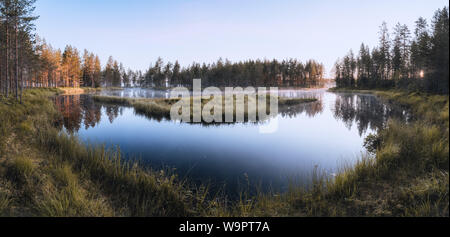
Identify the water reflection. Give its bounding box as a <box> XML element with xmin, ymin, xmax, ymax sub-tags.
<box><xmin>53</xmin><ymin>89</ymin><xmax>408</xmax><ymax>195</ymax></box>
<box><xmin>100</xmin><ymin>88</ymin><xmax>325</xmax><ymax>100</ymax></box>
<box><xmin>332</xmin><ymin>93</ymin><xmax>408</xmax><ymax>135</ymax></box>
<box><xmin>99</xmin><ymin>88</ymin><xmax>171</xmax><ymax>99</ymax></box>
<box><xmin>279</xmin><ymin>100</ymin><xmax>324</xmax><ymax>118</ymax></box>
<box><xmin>55</xmin><ymin>91</ymin><xmax>408</xmax><ymax>138</ymax></box>
<box><xmin>56</xmin><ymin>95</ymin><xmax>123</xmax><ymax>133</ymax></box>
<box><xmin>56</xmin><ymin>93</ymin><xmax>326</xmax><ymax>132</ymax></box>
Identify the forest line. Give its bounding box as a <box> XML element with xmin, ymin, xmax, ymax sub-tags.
<box><xmin>334</xmin><ymin>7</ymin><xmax>449</xmax><ymax>94</ymax></box>
<box><xmin>1</xmin><ymin>0</ymin><xmax>326</xmax><ymax>103</ymax></box>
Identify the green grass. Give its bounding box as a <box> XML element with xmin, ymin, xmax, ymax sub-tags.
<box><xmin>328</xmin><ymin>87</ymin><xmax>377</xmax><ymax>94</ymax></box>
<box><xmin>92</xmin><ymin>96</ymin><xmax>174</xmax><ymax>120</ymax></box>
<box><xmin>8</xmin><ymin>156</ymin><xmax>36</xmax><ymax>184</ymax></box>
<box><xmin>39</xmin><ymin>132</ymin><xmax>200</xmax><ymax>216</ymax></box>
<box><xmin>0</xmin><ymin>88</ymin><xmax>209</xmax><ymax>216</ymax></box>
<box><xmin>202</xmin><ymin>90</ymin><xmax>448</xmax><ymax>217</ymax></box>
<box><xmin>35</xmin><ymin>161</ymin><xmax>115</xmax><ymax>217</ymax></box>
<box><xmin>243</xmin><ymin>90</ymin><xmax>449</xmax><ymax>216</ymax></box>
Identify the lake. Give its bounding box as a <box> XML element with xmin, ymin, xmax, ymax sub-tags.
<box><xmin>54</xmin><ymin>88</ymin><xmax>408</xmax><ymax>195</ymax></box>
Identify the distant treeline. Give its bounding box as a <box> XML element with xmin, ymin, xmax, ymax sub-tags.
<box><xmin>140</xmin><ymin>58</ymin><xmax>325</xmax><ymax>88</ymax></box>
<box><xmin>0</xmin><ymin>0</ymin><xmax>121</xmax><ymax>99</ymax></box>
<box><xmin>37</xmin><ymin>42</ymin><xmax>128</xmax><ymax>89</ymax></box>
<box><xmin>0</xmin><ymin>0</ymin><xmax>109</xmax><ymax>98</ymax></box>
<box><xmin>1</xmin><ymin>0</ymin><xmax>327</xmax><ymax>103</ymax></box>
<box><xmin>334</xmin><ymin>7</ymin><xmax>449</xmax><ymax>94</ymax></box>
<box><xmin>27</xmin><ymin>43</ymin><xmax>328</xmax><ymax>90</ymax></box>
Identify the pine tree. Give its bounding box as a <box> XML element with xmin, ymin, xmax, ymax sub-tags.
<box><xmin>378</xmin><ymin>22</ymin><xmax>391</xmax><ymax>84</ymax></box>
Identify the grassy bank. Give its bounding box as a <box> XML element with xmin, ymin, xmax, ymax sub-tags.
<box><xmin>92</xmin><ymin>96</ymin><xmax>176</xmax><ymax>121</ymax></box>
<box><xmin>207</xmin><ymin>89</ymin><xmax>448</xmax><ymax>217</ymax></box>
<box><xmin>58</xmin><ymin>87</ymin><xmax>124</xmax><ymax>95</ymax></box>
<box><xmin>0</xmin><ymin>89</ymin><xmax>212</xmax><ymax>216</ymax></box>
<box><xmin>1</xmin><ymin>88</ymin><xmax>448</xmax><ymax>216</ymax></box>
<box><xmin>327</xmin><ymin>87</ymin><xmax>377</xmax><ymax>94</ymax></box>
<box><xmin>254</xmin><ymin>88</ymin><xmax>449</xmax><ymax>216</ymax></box>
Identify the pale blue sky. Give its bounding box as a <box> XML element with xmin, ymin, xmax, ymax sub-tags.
<box><xmin>35</xmin><ymin>0</ymin><xmax>448</xmax><ymax>76</ymax></box>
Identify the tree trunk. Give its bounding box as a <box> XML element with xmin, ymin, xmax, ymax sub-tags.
<box><xmin>15</xmin><ymin>20</ymin><xmax>19</xmax><ymax>101</ymax></box>
<box><xmin>5</xmin><ymin>22</ymin><xmax>9</xmax><ymax>97</ymax></box>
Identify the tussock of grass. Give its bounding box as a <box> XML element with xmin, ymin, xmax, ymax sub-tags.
<box><xmin>39</xmin><ymin>131</ymin><xmax>195</xmax><ymax>216</ymax></box>
<box><xmin>399</xmin><ymin>171</ymin><xmax>449</xmax><ymax>216</ymax></box>
<box><xmin>36</xmin><ymin>162</ymin><xmax>114</xmax><ymax>217</ymax></box>
<box><xmin>0</xmin><ymin>191</ymin><xmax>11</xmax><ymax>216</ymax></box>
<box><xmin>8</xmin><ymin>156</ymin><xmax>35</xmax><ymax>184</ymax></box>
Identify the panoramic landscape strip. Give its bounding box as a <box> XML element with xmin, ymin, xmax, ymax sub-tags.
<box><xmin>0</xmin><ymin>0</ymin><xmax>448</xmax><ymax>220</ymax></box>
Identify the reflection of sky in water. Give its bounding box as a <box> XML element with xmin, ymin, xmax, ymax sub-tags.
<box><xmin>56</xmin><ymin>89</ymin><xmax>407</xmax><ymax>194</ymax></box>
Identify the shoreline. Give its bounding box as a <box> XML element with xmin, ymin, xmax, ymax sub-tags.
<box><xmin>0</xmin><ymin>88</ymin><xmax>448</xmax><ymax>217</ymax></box>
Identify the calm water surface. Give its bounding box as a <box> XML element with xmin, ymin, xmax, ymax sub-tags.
<box><xmin>55</xmin><ymin>88</ymin><xmax>407</xmax><ymax>194</ymax></box>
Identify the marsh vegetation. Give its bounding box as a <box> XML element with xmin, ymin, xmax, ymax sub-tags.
<box><xmin>91</xmin><ymin>94</ymin><xmax>317</xmax><ymax>122</ymax></box>
<box><xmin>1</xmin><ymin>88</ymin><xmax>447</xmax><ymax>216</ymax></box>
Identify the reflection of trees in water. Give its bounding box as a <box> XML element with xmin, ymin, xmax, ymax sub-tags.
<box><xmin>332</xmin><ymin>93</ymin><xmax>407</xmax><ymax>135</ymax></box>
<box><xmin>55</xmin><ymin>95</ymin><xmax>122</xmax><ymax>133</ymax></box>
<box><xmin>79</xmin><ymin>95</ymin><xmax>102</xmax><ymax>129</ymax></box>
<box><xmin>279</xmin><ymin>94</ymin><xmax>324</xmax><ymax>118</ymax></box>
<box><xmin>105</xmin><ymin>105</ymin><xmax>123</xmax><ymax>123</ymax></box>
<box><xmin>55</xmin><ymin>95</ymin><xmax>83</xmax><ymax>132</ymax></box>
<box><xmin>104</xmin><ymin>88</ymin><xmax>325</xmax><ymax>100</ymax></box>
<box><xmin>101</xmin><ymin>88</ymin><xmax>170</xmax><ymax>99</ymax></box>
<box><xmin>55</xmin><ymin>92</ymin><xmax>326</xmax><ymax>131</ymax></box>
<box><xmin>278</xmin><ymin>89</ymin><xmax>323</xmax><ymax>99</ymax></box>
